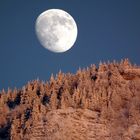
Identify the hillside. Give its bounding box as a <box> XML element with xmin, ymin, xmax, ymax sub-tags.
<box><xmin>0</xmin><ymin>59</ymin><xmax>140</xmax><ymax>140</ymax></box>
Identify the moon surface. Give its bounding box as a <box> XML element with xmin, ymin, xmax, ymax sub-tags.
<box><xmin>35</xmin><ymin>9</ymin><xmax>78</xmax><ymax>53</ymax></box>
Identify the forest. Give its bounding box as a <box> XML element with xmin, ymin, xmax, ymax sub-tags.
<box><xmin>0</xmin><ymin>59</ymin><xmax>140</xmax><ymax>140</ymax></box>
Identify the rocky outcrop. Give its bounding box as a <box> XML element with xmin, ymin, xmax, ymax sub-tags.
<box><xmin>0</xmin><ymin>59</ymin><xmax>140</xmax><ymax>140</ymax></box>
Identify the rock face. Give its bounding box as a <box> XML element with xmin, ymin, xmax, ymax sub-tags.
<box><xmin>0</xmin><ymin>59</ymin><xmax>140</xmax><ymax>140</ymax></box>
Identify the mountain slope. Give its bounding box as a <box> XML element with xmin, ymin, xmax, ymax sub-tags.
<box><xmin>0</xmin><ymin>59</ymin><xmax>140</xmax><ymax>140</ymax></box>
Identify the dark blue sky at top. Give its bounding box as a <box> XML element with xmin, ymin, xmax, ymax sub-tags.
<box><xmin>0</xmin><ymin>0</ymin><xmax>140</xmax><ymax>90</ymax></box>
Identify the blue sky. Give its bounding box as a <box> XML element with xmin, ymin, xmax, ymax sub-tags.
<box><xmin>0</xmin><ymin>0</ymin><xmax>140</xmax><ymax>90</ymax></box>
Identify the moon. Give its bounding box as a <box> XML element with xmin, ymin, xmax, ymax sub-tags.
<box><xmin>35</xmin><ymin>9</ymin><xmax>78</xmax><ymax>53</ymax></box>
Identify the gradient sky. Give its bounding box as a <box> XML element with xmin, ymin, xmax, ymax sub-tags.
<box><xmin>0</xmin><ymin>0</ymin><xmax>140</xmax><ymax>90</ymax></box>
